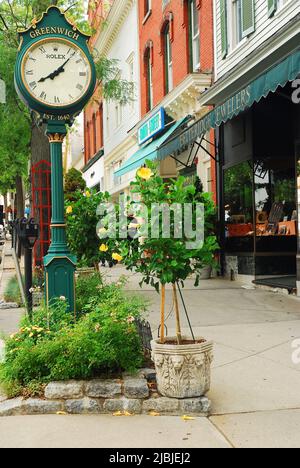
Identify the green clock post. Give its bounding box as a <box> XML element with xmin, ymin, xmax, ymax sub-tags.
<box><xmin>14</xmin><ymin>6</ymin><xmax>97</xmax><ymax>314</ymax></box>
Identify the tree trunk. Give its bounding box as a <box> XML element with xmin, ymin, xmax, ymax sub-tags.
<box><xmin>31</xmin><ymin>121</ymin><xmax>51</xmax><ymax>167</ymax></box>
<box><xmin>15</xmin><ymin>175</ymin><xmax>24</xmax><ymax>219</ymax></box>
<box><xmin>3</xmin><ymin>193</ymin><xmax>8</xmax><ymax>226</ymax></box>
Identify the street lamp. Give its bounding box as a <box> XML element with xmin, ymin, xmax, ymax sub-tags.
<box><xmin>17</xmin><ymin>218</ymin><xmax>39</xmax><ymax>318</ymax></box>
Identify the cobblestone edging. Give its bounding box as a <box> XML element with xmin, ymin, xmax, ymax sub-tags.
<box><xmin>0</xmin><ymin>370</ymin><xmax>211</xmax><ymax>417</ymax></box>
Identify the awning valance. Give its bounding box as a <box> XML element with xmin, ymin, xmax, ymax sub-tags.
<box><xmin>157</xmin><ymin>49</ymin><xmax>300</xmax><ymax>161</ymax></box>
<box><xmin>115</xmin><ymin>117</ymin><xmax>189</xmax><ymax>178</ymax></box>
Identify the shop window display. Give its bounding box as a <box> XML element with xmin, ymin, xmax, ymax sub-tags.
<box><xmin>255</xmin><ymin>162</ymin><xmax>296</xmax><ymax>238</ymax></box>
<box><xmin>224</xmin><ymin>160</ymin><xmax>254</xmax><ymax>252</ymax></box>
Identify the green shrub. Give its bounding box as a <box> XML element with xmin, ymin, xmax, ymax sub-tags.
<box><xmin>65</xmin><ymin>190</ymin><xmax>111</xmax><ymax>267</ymax></box>
<box><xmin>64</xmin><ymin>168</ymin><xmax>86</xmax><ymax>201</ymax></box>
<box><xmin>0</xmin><ymin>278</ymin><xmax>147</xmax><ymax>396</ymax></box>
<box><xmin>3</xmin><ymin>276</ymin><xmax>23</xmax><ymax>306</ymax></box>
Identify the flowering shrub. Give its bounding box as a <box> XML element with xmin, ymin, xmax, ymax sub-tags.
<box><xmin>119</xmin><ymin>161</ymin><xmax>219</xmax><ymax>289</ymax></box>
<box><xmin>65</xmin><ymin>190</ymin><xmax>111</xmax><ymax>268</ymax></box>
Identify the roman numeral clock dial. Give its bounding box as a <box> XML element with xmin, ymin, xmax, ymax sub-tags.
<box><xmin>22</xmin><ymin>39</ymin><xmax>91</xmax><ymax>108</ymax></box>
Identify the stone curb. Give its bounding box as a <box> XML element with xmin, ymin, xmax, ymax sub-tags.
<box><xmin>0</xmin><ymin>396</ymin><xmax>211</xmax><ymax>417</ymax></box>
<box><xmin>0</xmin><ymin>372</ymin><xmax>211</xmax><ymax>417</ymax></box>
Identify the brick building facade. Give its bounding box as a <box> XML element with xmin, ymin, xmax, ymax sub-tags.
<box><xmin>139</xmin><ymin>0</ymin><xmax>214</xmax><ymax>116</ymax></box>
<box><xmin>84</xmin><ymin>0</ymin><xmax>216</xmax><ymax>197</ymax></box>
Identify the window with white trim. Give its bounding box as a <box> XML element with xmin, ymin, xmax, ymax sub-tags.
<box><xmin>145</xmin><ymin>48</ymin><xmax>153</xmax><ymax>111</ymax></box>
<box><xmin>164</xmin><ymin>23</ymin><xmax>173</xmax><ymax>93</ymax></box>
<box><xmin>189</xmin><ymin>0</ymin><xmax>200</xmax><ymax>71</ymax></box>
<box><xmin>144</xmin><ymin>0</ymin><xmax>151</xmax><ymax>16</ymax></box>
<box><xmin>227</xmin><ymin>0</ymin><xmax>243</xmax><ymax>52</ymax></box>
<box><xmin>277</xmin><ymin>0</ymin><xmax>289</xmax><ymax>8</ymax></box>
<box><xmin>127</xmin><ymin>53</ymin><xmax>135</xmax><ymax>111</ymax></box>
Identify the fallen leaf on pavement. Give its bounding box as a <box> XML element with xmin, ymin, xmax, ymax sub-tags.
<box><xmin>113</xmin><ymin>411</ymin><xmax>134</xmax><ymax>417</ymax></box>
<box><xmin>182</xmin><ymin>415</ymin><xmax>195</xmax><ymax>421</ymax></box>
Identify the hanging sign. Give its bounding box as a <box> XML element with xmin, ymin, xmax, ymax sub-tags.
<box><xmin>138</xmin><ymin>108</ymin><xmax>165</xmax><ymax>145</ymax></box>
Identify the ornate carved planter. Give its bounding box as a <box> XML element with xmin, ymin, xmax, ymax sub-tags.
<box><xmin>151</xmin><ymin>338</ymin><xmax>213</xmax><ymax>399</ymax></box>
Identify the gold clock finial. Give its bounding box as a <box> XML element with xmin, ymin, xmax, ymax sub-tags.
<box><xmin>31</xmin><ymin>17</ymin><xmax>38</xmax><ymax>29</ymax></box>
<box><xmin>47</xmin><ymin>133</ymin><xmax>66</xmax><ymax>143</ymax></box>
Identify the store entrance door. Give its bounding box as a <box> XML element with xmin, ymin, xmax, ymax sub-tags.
<box><xmin>252</xmin><ymin>88</ymin><xmax>297</xmax><ymax>291</ymax></box>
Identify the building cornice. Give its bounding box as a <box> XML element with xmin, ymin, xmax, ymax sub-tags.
<box><xmin>130</xmin><ymin>73</ymin><xmax>212</xmax><ymax>136</ymax></box>
<box><xmin>104</xmin><ymin>135</ymin><xmax>137</xmax><ymax>166</ymax></box>
<box><xmin>82</xmin><ymin>149</ymin><xmax>104</xmax><ymax>173</ymax></box>
<box><xmin>94</xmin><ymin>0</ymin><xmax>135</xmax><ymax>56</ymax></box>
<box><xmin>200</xmin><ymin>15</ymin><xmax>300</xmax><ymax>106</ymax></box>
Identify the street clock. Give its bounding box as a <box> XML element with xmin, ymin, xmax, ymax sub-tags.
<box><xmin>15</xmin><ymin>5</ymin><xmax>96</xmax><ymax>121</ymax></box>
<box><xmin>14</xmin><ymin>6</ymin><xmax>97</xmax><ymax>314</ymax></box>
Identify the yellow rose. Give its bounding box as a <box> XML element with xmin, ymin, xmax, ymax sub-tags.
<box><xmin>99</xmin><ymin>244</ymin><xmax>109</xmax><ymax>252</ymax></box>
<box><xmin>137</xmin><ymin>167</ymin><xmax>153</xmax><ymax>180</ymax></box>
<box><xmin>66</xmin><ymin>206</ymin><xmax>73</xmax><ymax>214</ymax></box>
<box><xmin>85</xmin><ymin>191</ymin><xmax>91</xmax><ymax>198</ymax></box>
<box><xmin>98</xmin><ymin>227</ymin><xmax>108</xmax><ymax>239</ymax></box>
<box><xmin>112</xmin><ymin>253</ymin><xmax>123</xmax><ymax>262</ymax></box>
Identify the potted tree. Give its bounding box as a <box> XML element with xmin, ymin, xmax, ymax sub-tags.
<box><xmin>119</xmin><ymin>162</ymin><xmax>218</xmax><ymax>399</ymax></box>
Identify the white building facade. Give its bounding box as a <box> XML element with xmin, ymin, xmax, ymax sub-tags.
<box><xmin>198</xmin><ymin>0</ymin><xmax>300</xmax><ymax>292</ymax></box>
<box><xmin>94</xmin><ymin>0</ymin><xmax>141</xmax><ymax>200</ymax></box>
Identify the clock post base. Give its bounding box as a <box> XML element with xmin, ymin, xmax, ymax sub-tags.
<box><xmin>44</xmin><ymin>253</ymin><xmax>76</xmax><ymax>317</ymax></box>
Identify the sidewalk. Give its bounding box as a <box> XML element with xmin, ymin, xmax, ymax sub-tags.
<box><xmin>0</xmin><ymin>243</ymin><xmax>24</xmax><ymax>335</ymax></box>
<box><xmin>0</xmin><ymin>263</ymin><xmax>300</xmax><ymax>447</ymax></box>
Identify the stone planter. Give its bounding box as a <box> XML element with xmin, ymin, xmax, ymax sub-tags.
<box><xmin>151</xmin><ymin>337</ymin><xmax>213</xmax><ymax>399</ymax></box>
<box><xmin>199</xmin><ymin>265</ymin><xmax>212</xmax><ymax>280</ymax></box>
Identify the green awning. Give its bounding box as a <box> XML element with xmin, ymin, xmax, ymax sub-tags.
<box><xmin>157</xmin><ymin>49</ymin><xmax>300</xmax><ymax>161</ymax></box>
<box><xmin>115</xmin><ymin>117</ymin><xmax>189</xmax><ymax>177</ymax></box>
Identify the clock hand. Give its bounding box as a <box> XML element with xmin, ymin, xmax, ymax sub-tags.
<box><xmin>50</xmin><ymin>57</ymin><xmax>71</xmax><ymax>78</ymax></box>
<box><xmin>38</xmin><ymin>53</ymin><xmax>75</xmax><ymax>83</ymax></box>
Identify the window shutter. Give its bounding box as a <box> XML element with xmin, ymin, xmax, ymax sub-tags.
<box><xmin>268</xmin><ymin>0</ymin><xmax>277</xmax><ymax>18</ymax></box>
<box><xmin>241</xmin><ymin>0</ymin><xmax>255</xmax><ymax>38</ymax></box>
<box><xmin>220</xmin><ymin>0</ymin><xmax>228</xmax><ymax>59</ymax></box>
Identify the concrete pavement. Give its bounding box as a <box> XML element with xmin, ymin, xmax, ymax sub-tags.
<box><xmin>0</xmin><ymin>261</ymin><xmax>300</xmax><ymax>447</ymax></box>
<box><xmin>0</xmin><ymin>415</ymin><xmax>232</xmax><ymax>449</ymax></box>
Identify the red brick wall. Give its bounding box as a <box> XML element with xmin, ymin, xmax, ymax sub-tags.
<box><xmin>84</xmin><ymin>86</ymin><xmax>104</xmax><ymax>165</ymax></box>
<box><xmin>138</xmin><ymin>0</ymin><xmax>214</xmax><ymax>117</ymax></box>
<box><xmin>84</xmin><ymin>0</ymin><xmax>113</xmax><ymax>165</ymax></box>
<box><xmin>138</xmin><ymin>0</ymin><xmax>216</xmax><ymax>201</ymax></box>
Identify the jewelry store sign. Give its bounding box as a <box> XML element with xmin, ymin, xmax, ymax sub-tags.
<box><xmin>138</xmin><ymin>108</ymin><xmax>165</xmax><ymax>145</ymax></box>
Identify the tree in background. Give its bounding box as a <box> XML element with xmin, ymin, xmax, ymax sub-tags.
<box><xmin>0</xmin><ymin>32</ymin><xmax>30</xmax><ymax>217</ymax></box>
<box><xmin>65</xmin><ymin>168</ymin><xmax>86</xmax><ymax>202</ymax></box>
<box><xmin>0</xmin><ymin>0</ymin><xmax>134</xmax><ymax>216</ymax></box>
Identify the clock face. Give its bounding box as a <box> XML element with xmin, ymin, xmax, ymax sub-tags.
<box><xmin>22</xmin><ymin>39</ymin><xmax>92</xmax><ymax>108</ymax></box>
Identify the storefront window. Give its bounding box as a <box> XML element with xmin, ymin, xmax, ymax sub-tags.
<box><xmin>254</xmin><ymin>157</ymin><xmax>297</xmax><ymax>252</ymax></box>
<box><xmin>224</xmin><ymin>160</ymin><xmax>254</xmax><ymax>251</ymax></box>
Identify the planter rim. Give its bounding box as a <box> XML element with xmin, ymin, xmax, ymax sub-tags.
<box><xmin>151</xmin><ymin>337</ymin><xmax>213</xmax><ymax>354</ymax></box>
